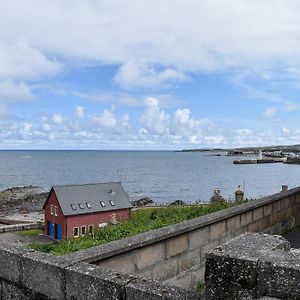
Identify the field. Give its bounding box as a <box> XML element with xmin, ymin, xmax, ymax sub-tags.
<box><xmin>30</xmin><ymin>202</ymin><xmax>238</xmax><ymax>255</ymax></box>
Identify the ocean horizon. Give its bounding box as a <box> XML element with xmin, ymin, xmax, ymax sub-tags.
<box><xmin>1</xmin><ymin>149</ymin><xmax>300</xmax><ymax>203</ymax></box>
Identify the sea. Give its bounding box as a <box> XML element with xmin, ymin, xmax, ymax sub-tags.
<box><xmin>1</xmin><ymin>150</ymin><xmax>300</xmax><ymax>203</ymax></box>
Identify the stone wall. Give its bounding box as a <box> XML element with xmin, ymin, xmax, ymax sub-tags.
<box><xmin>205</xmin><ymin>233</ymin><xmax>300</xmax><ymax>300</ymax></box>
<box><xmin>62</xmin><ymin>187</ymin><xmax>300</xmax><ymax>289</ymax></box>
<box><xmin>0</xmin><ymin>241</ymin><xmax>202</xmax><ymax>300</ymax></box>
<box><xmin>0</xmin><ymin>222</ymin><xmax>42</xmax><ymax>234</ymax></box>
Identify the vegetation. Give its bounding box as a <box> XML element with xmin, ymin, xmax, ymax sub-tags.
<box><xmin>29</xmin><ymin>202</ymin><xmax>241</xmax><ymax>255</ymax></box>
<box><xmin>17</xmin><ymin>229</ymin><xmax>43</xmax><ymax>236</ymax></box>
<box><xmin>195</xmin><ymin>280</ymin><xmax>205</xmax><ymax>292</ymax></box>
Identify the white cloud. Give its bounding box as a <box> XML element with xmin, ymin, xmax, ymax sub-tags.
<box><xmin>52</xmin><ymin>113</ymin><xmax>64</xmax><ymax>124</ymax></box>
<box><xmin>91</xmin><ymin>109</ymin><xmax>117</xmax><ymax>128</ymax></box>
<box><xmin>2</xmin><ymin>1</ymin><xmax>300</xmax><ymax>88</ymax></box>
<box><xmin>75</xmin><ymin>106</ymin><xmax>85</xmax><ymax>118</ymax></box>
<box><xmin>140</xmin><ymin>97</ymin><xmax>170</xmax><ymax>135</ymax></box>
<box><xmin>0</xmin><ymin>80</ymin><xmax>34</xmax><ymax>102</ymax></box>
<box><xmin>115</xmin><ymin>62</ymin><xmax>187</xmax><ymax>89</ymax></box>
<box><xmin>0</xmin><ymin>40</ymin><xmax>62</xmax><ymax>81</ymax></box>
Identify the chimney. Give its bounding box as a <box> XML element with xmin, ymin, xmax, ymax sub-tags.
<box><xmin>281</xmin><ymin>185</ymin><xmax>288</xmax><ymax>193</ymax></box>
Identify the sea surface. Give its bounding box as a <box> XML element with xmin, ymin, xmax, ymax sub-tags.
<box><xmin>1</xmin><ymin>150</ymin><xmax>300</xmax><ymax>203</ymax></box>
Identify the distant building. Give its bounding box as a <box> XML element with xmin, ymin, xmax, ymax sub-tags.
<box><xmin>235</xmin><ymin>186</ymin><xmax>244</xmax><ymax>202</ymax></box>
<box><xmin>43</xmin><ymin>182</ymin><xmax>132</xmax><ymax>240</ymax></box>
<box><xmin>210</xmin><ymin>189</ymin><xmax>225</xmax><ymax>204</ymax></box>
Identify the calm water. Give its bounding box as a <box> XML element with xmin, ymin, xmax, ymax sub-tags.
<box><xmin>1</xmin><ymin>150</ymin><xmax>300</xmax><ymax>202</ymax></box>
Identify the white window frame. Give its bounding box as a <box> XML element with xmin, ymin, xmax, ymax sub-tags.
<box><xmin>54</xmin><ymin>205</ymin><xmax>58</xmax><ymax>216</ymax></box>
<box><xmin>50</xmin><ymin>204</ymin><xmax>54</xmax><ymax>215</ymax></box>
<box><xmin>73</xmin><ymin>227</ymin><xmax>79</xmax><ymax>237</ymax></box>
<box><xmin>81</xmin><ymin>225</ymin><xmax>86</xmax><ymax>236</ymax></box>
<box><xmin>88</xmin><ymin>224</ymin><xmax>94</xmax><ymax>235</ymax></box>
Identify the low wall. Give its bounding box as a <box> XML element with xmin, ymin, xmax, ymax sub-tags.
<box><xmin>0</xmin><ymin>241</ymin><xmax>202</xmax><ymax>300</ymax></box>
<box><xmin>63</xmin><ymin>187</ymin><xmax>300</xmax><ymax>289</ymax></box>
<box><xmin>205</xmin><ymin>233</ymin><xmax>300</xmax><ymax>299</ymax></box>
<box><xmin>0</xmin><ymin>222</ymin><xmax>43</xmax><ymax>234</ymax></box>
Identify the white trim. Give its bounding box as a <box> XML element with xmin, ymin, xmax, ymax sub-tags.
<box><xmin>81</xmin><ymin>225</ymin><xmax>86</xmax><ymax>236</ymax></box>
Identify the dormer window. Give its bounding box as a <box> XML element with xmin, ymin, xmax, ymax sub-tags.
<box><xmin>78</xmin><ymin>203</ymin><xmax>84</xmax><ymax>209</ymax></box>
<box><xmin>100</xmin><ymin>201</ymin><xmax>106</xmax><ymax>207</ymax></box>
<box><xmin>71</xmin><ymin>204</ymin><xmax>77</xmax><ymax>210</ymax></box>
<box><xmin>86</xmin><ymin>203</ymin><xmax>92</xmax><ymax>209</ymax></box>
<box><xmin>109</xmin><ymin>200</ymin><xmax>115</xmax><ymax>206</ymax></box>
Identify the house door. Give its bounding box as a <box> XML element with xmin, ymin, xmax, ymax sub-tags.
<box><xmin>47</xmin><ymin>221</ymin><xmax>54</xmax><ymax>238</ymax></box>
<box><xmin>55</xmin><ymin>223</ymin><xmax>62</xmax><ymax>240</ymax></box>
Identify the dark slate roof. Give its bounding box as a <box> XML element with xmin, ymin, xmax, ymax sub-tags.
<box><xmin>52</xmin><ymin>182</ymin><xmax>132</xmax><ymax>216</ymax></box>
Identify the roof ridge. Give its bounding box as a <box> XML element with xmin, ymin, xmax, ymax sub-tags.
<box><xmin>53</xmin><ymin>182</ymin><xmax>121</xmax><ymax>188</ymax></box>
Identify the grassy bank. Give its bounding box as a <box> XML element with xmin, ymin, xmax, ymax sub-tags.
<box><xmin>30</xmin><ymin>202</ymin><xmax>240</xmax><ymax>255</ymax></box>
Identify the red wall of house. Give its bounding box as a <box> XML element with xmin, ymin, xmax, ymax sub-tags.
<box><xmin>44</xmin><ymin>190</ymin><xmax>66</xmax><ymax>238</ymax></box>
<box><xmin>66</xmin><ymin>208</ymin><xmax>131</xmax><ymax>238</ymax></box>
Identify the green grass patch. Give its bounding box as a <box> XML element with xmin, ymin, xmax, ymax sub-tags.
<box><xmin>17</xmin><ymin>229</ymin><xmax>43</xmax><ymax>236</ymax></box>
<box><xmin>29</xmin><ymin>202</ymin><xmax>244</xmax><ymax>255</ymax></box>
<box><xmin>195</xmin><ymin>280</ymin><xmax>205</xmax><ymax>292</ymax></box>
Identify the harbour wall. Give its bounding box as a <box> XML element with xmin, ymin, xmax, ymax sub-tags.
<box><xmin>63</xmin><ymin>186</ymin><xmax>300</xmax><ymax>289</ymax></box>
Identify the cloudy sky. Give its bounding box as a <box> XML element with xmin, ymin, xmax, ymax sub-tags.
<box><xmin>1</xmin><ymin>0</ymin><xmax>300</xmax><ymax>149</ymax></box>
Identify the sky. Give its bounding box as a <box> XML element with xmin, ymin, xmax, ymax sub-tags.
<box><xmin>1</xmin><ymin>0</ymin><xmax>300</xmax><ymax>150</ymax></box>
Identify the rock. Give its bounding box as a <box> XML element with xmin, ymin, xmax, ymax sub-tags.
<box><xmin>131</xmin><ymin>197</ymin><xmax>154</xmax><ymax>207</ymax></box>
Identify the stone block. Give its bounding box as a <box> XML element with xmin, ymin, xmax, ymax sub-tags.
<box><xmin>280</xmin><ymin>198</ymin><xmax>289</xmax><ymax>211</ymax></box>
<box><xmin>135</xmin><ymin>242</ymin><xmax>165</xmax><ymax>270</ymax></box>
<box><xmin>1</xmin><ymin>280</ymin><xmax>33</xmax><ymax>300</ymax></box>
<box><xmin>21</xmin><ymin>251</ymin><xmax>69</xmax><ymax>300</ymax></box>
<box><xmin>205</xmin><ymin>233</ymin><xmax>290</xmax><ymax>300</ymax></box>
<box><xmin>66</xmin><ymin>262</ymin><xmax>130</xmax><ymax>300</ymax></box>
<box><xmin>0</xmin><ymin>241</ymin><xmax>33</xmax><ymax>282</ymax></box>
<box><xmin>209</xmin><ymin>221</ymin><xmax>226</xmax><ymax>240</ymax></box>
<box><xmin>125</xmin><ymin>277</ymin><xmax>201</xmax><ymax>300</ymax></box>
<box><xmin>153</xmin><ymin>257</ymin><xmax>178</xmax><ymax>281</ymax></box>
<box><xmin>253</xmin><ymin>207</ymin><xmax>263</xmax><ymax>221</ymax></box>
<box><xmin>241</xmin><ymin>211</ymin><xmax>253</xmax><ymax>226</ymax></box>
<box><xmin>189</xmin><ymin>227</ymin><xmax>209</xmax><ymax>250</ymax></box>
<box><xmin>263</xmin><ymin>204</ymin><xmax>272</xmax><ymax>216</ymax></box>
<box><xmin>97</xmin><ymin>252</ymin><xmax>136</xmax><ymax>274</ymax></box>
<box><xmin>166</xmin><ymin>234</ymin><xmax>188</xmax><ymax>258</ymax></box>
<box><xmin>226</xmin><ymin>215</ymin><xmax>241</xmax><ymax>231</ymax></box>
<box><xmin>179</xmin><ymin>249</ymin><xmax>201</xmax><ymax>273</ymax></box>
<box><xmin>257</xmin><ymin>249</ymin><xmax>300</xmax><ymax>299</ymax></box>
<box><xmin>164</xmin><ymin>272</ymin><xmax>192</xmax><ymax>290</ymax></box>
<box><xmin>272</xmin><ymin>201</ymin><xmax>280</xmax><ymax>213</ymax></box>
<box><xmin>248</xmin><ymin>221</ymin><xmax>260</xmax><ymax>233</ymax></box>
<box><xmin>200</xmin><ymin>240</ymin><xmax>219</xmax><ymax>262</ymax></box>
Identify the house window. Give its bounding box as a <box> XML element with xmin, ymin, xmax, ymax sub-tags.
<box><xmin>73</xmin><ymin>227</ymin><xmax>79</xmax><ymax>237</ymax></box>
<box><xmin>86</xmin><ymin>203</ymin><xmax>92</xmax><ymax>209</ymax></box>
<box><xmin>78</xmin><ymin>203</ymin><xmax>84</xmax><ymax>209</ymax></box>
<box><xmin>81</xmin><ymin>226</ymin><xmax>86</xmax><ymax>236</ymax></box>
<box><xmin>109</xmin><ymin>200</ymin><xmax>115</xmax><ymax>206</ymax></box>
<box><xmin>100</xmin><ymin>201</ymin><xmax>106</xmax><ymax>207</ymax></box>
<box><xmin>54</xmin><ymin>206</ymin><xmax>58</xmax><ymax>216</ymax></box>
<box><xmin>71</xmin><ymin>204</ymin><xmax>77</xmax><ymax>210</ymax></box>
<box><xmin>88</xmin><ymin>225</ymin><xmax>94</xmax><ymax>235</ymax></box>
<box><xmin>50</xmin><ymin>204</ymin><xmax>54</xmax><ymax>215</ymax></box>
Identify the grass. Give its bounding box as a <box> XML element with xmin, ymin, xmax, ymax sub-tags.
<box><xmin>17</xmin><ymin>229</ymin><xmax>44</xmax><ymax>236</ymax></box>
<box><xmin>195</xmin><ymin>280</ymin><xmax>205</xmax><ymax>292</ymax></box>
<box><xmin>29</xmin><ymin>202</ymin><xmax>242</xmax><ymax>255</ymax></box>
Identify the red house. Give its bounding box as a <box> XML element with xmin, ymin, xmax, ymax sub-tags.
<box><xmin>43</xmin><ymin>182</ymin><xmax>132</xmax><ymax>240</ymax></box>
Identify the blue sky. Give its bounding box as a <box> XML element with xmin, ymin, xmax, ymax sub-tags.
<box><xmin>1</xmin><ymin>0</ymin><xmax>300</xmax><ymax>149</ymax></box>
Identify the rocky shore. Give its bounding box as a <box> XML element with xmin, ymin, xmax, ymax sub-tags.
<box><xmin>0</xmin><ymin>186</ymin><xmax>48</xmax><ymax>218</ymax></box>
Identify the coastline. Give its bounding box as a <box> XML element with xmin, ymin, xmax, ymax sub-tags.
<box><xmin>0</xmin><ymin>186</ymin><xmax>48</xmax><ymax>222</ymax></box>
